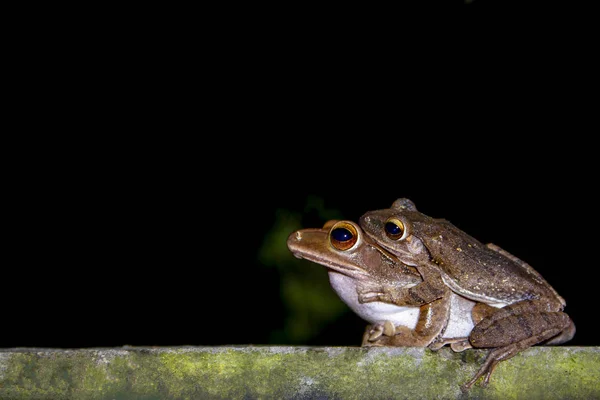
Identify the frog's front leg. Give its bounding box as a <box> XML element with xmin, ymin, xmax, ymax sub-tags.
<box><xmin>363</xmin><ymin>297</ymin><xmax>452</xmax><ymax>348</ymax></box>
<box><xmin>363</xmin><ymin>324</ymin><xmax>432</xmax><ymax>347</ymax></box>
<box><xmin>362</xmin><ymin>320</ymin><xmax>396</xmax><ymax>344</ymax></box>
<box><xmin>404</xmin><ymin>260</ymin><xmax>453</xmax><ymax>304</ymax></box>
<box><xmin>462</xmin><ymin>299</ymin><xmax>575</xmax><ymax>390</ymax></box>
<box><xmin>357</xmin><ymin>280</ymin><xmax>448</xmax><ymax>306</ymax></box>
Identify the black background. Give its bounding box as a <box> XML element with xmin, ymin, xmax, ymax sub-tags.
<box><xmin>4</xmin><ymin>134</ymin><xmax>596</xmax><ymax>349</ymax></box>
<box><xmin>3</xmin><ymin>4</ymin><xmax>596</xmax><ymax>348</ymax></box>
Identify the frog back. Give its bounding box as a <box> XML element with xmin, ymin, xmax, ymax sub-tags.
<box><xmin>413</xmin><ymin>217</ymin><xmax>564</xmax><ymax>308</ymax></box>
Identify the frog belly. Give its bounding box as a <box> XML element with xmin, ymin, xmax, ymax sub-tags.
<box><xmin>328</xmin><ymin>272</ymin><xmax>420</xmax><ymax>329</ymax></box>
<box><xmin>442</xmin><ymin>293</ymin><xmax>476</xmax><ymax>339</ymax></box>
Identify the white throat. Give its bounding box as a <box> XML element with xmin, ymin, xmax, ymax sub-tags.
<box><xmin>327</xmin><ymin>272</ymin><xmax>420</xmax><ymax>329</ymax></box>
<box><xmin>328</xmin><ymin>271</ymin><xmax>485</xmax><ymax>340</ymax></box>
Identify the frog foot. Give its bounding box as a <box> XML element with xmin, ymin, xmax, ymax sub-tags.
<box><xmin>451</xmin><ymin>340</ymin><xmax>473</xmax><ymax>352</ymax></box>
<box><xmin>357</xmin><ymin>290</ymin><xmax>387</xmax><ymax>304</ymax></box>
<box><xmin>429</xmin><ymin>337</ymin><xmax>471</xmax><ymax>351</ymax></box>
<box><xmin>362</xmin><ymin>321</ymin><xmax>396</xmax><ymax>345</ymax></box>
<box><xmin>356</xmin><ymin>280</ymin><xmax>396</xmax><ymax>304</ymax></box>
<box><xmin>461</xmin><ymin>346</ymin><xmax>509</xmax><ymax>391</ymax></box>
<box><xmin>368</xmin><ymin>320</ymin><xmax>396</xmax><ymax>341</ymax></box>
<box><xmin>357</xmin><ymin>287</ymin><xmax>410</xmax><ymax>306</ymax></box>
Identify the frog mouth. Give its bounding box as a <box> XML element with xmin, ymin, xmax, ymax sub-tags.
<box><xmin>297</xmin><ymin>253</ymin><xmax>370</xmax><ymax>278</ymax></box>
<box><xmin>287</xmin><ymin>229</ymin><xmax>370</xmax><ymax>279</ymax></box>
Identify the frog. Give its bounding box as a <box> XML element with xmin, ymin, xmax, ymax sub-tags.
<box><xmin>286</xmin><ymin>219</ymin><xmax>496</xmax><ymax>349</ymax></box>
<box><xmin>359</xmin><ymin>198</ymin><xmax>576</xmax><ymax>389</ymax></box>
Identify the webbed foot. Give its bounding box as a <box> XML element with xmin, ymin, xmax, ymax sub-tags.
<box><xmin>461</xmin><ymin>347</ymin><xmax>504</xmax><ymax>390</ymax></box>
<box><xmin>428</xmin><ymin>337</ymin><xmax>471</xmax><ymax>351</ymax></box>
<box><xmin>362</xmin><ymin>320</ymin><xmax>396</xmax><ymax>344</ymax></box>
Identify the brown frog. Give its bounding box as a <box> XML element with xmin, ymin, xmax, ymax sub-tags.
<box><xmin>286</xmin><ymin>220</ymin><xmax>495</xmax><ymax>349</ymax></box>
<box><xmin>359</xmin><ymin>198</ymin><xmax>575</xmax><ymax>389</ymax></box>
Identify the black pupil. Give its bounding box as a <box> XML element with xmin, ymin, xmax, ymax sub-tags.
<box><xmin>385</xmin><ymin>222</ymin><xmax>402</xmax><ymax>235</ymax></box>
<box><xmin>332</xmin><ymin>227</ymin><xmax>353</xmax><ymax>242</ymax></box>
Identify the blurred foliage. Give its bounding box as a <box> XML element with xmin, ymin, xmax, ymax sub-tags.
<box><xmin>258</xmin><ymin>196</ymin><xmax>352</xmax><ymax>344</ymax></box>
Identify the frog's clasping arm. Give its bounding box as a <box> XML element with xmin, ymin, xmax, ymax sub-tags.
<box><xmin>358</xmin><ymin>279</ymin><xmax>447</xmax><ymax>306</ymax></box>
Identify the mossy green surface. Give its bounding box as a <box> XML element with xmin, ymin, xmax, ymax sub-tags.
<box><xmin>0</xmin><ymin>346</ymin><xmax>598</xmax><ymax>399</ymax></box>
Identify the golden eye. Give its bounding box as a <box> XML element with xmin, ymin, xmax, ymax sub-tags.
<box><xmin>329</xmin><ymin>221</ymin><xmax>359</xmax><ymax>251</ymax></box>
<box><xmin>385</xmin><ymin>218</ymin><xmax>407</xmax><ymax>240</ymax></box>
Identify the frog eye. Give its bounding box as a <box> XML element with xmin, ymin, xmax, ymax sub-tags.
<box><xmin>385</xmin><ymin>218</ymin><xmax>408</xmax><ymax>240</ymax></box>
<box><xmin>329</xmin><ymin>221</ymin><xmax>359</xmax><ymax>251</ymax></box>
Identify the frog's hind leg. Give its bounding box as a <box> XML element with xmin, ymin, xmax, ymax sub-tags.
<box><xmin>463</xmin><ymin>300</ymin><xmax>574</xmax><ymax>389</ymax></box>
<box><xmin>472</xmin><ymin>303</ymin><xmax>498</xmax><ymax>324</ymax></box>
<box><xmin>543</xmin><ymin>318</ymin><xmax>575</xmax><ymax>345</ymax></box>
<box><xmin>469</xmin><ymin>301</ymin><xmax>573</xmax><ymax>351</ymax></box>
<box><xmin>462</xmin><ymin>322</ymin><xmax>567</xmax><ymax>390</ymax></box>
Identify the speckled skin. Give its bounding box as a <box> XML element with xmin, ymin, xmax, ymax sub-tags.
<box><xmin>287</xmin><ymin>220</ymin><xmax>452</xmax><ymax>347</ymax></box>
<box><xmin>360</xmin><ymin>199</ymin><xmax>563</xmax><ymax>307</ymax></box>
<box><xmin>359</xmin><ymin>198</ymin><xmax>576</xmax><ymax>389</ymax></box>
